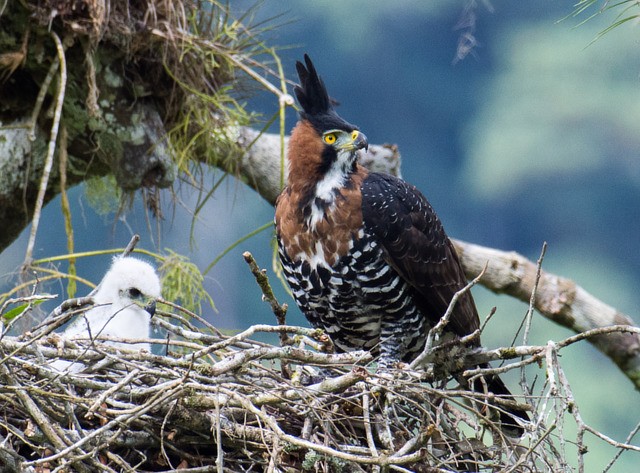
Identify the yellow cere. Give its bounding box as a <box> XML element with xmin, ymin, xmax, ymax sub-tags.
<box><xmin>351</xmin><ymin>130</ymin><xmax>359</xmax><ymax>141</ymax></box>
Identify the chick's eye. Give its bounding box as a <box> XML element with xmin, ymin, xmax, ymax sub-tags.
<box><xmin>128</xmin><ymin>288</ymin><xmax>142</xmax><ymax>298</ymax></box>
<box><xmin>323</xmin><ymin>133</ymin><xmax>336</xmax><ymax>144</ymax></box>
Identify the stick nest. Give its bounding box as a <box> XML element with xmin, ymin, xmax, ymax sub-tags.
<box><xmin>0</xmin><ymin>299</ymin><xmax>574</xmax><ymax>473</ymax></box>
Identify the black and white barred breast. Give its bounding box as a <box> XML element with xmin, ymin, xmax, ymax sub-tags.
<box><xmin>277</xmin><ymin>223</ymin><xmax>429</xmax><ymax>365</ymax></box>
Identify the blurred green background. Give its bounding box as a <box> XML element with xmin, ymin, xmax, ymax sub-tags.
<box><xmin>1</xmin><ymin>1</ymin><xmax>639</xmax><ymax>470</ymax></box>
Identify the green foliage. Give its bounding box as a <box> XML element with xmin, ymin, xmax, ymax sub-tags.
<box><xmin>1</xmin><ymin>297</ymin><xmax>49</xmax><ymax>321</ymax></box>
<box><xmin>84</xmin><ymin>175</ymin><xmax>122</xmax><ymax>216</ymax></box>
<box><xmin>571</xmin><ymin>0</ymin><xmax>640</xmax><ymax>42</ymax></box>
<box><xmin>156</xmin><ymin>2</ymin><xmax>289</xmax><ymax>250</ymax></box>
<box><xmin>162</xmin><ymin>2</ymin><xmax>285</xmax><ymax>175</ymax></box>
<box><xmin>159</xmin><ymin>250</ymin><xmax>214</xmax><ymax>315</ymax></box>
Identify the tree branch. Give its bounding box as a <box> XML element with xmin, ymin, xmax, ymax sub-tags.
<box><xmin>453</xmin><ymin>239</ymin><xmax>640</xmax><ymax>389</ymax></box>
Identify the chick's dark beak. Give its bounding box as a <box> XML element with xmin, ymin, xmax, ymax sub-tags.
<box><xmin>144</xmin><ymin>300</ymin><xmax>157</xmax><ymax>317</ymax></box>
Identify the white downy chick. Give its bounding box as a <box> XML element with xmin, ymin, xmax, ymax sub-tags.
<box><xmin>52</xmin><ymin>256</ymin><xmax>161</xmax><ymax>372</ymax></box>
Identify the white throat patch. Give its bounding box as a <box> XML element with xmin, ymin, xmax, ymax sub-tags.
<box><xmin>308</xmin><ymin>149</ymin><xmax>354</xmax><ymax>229</ymax></box>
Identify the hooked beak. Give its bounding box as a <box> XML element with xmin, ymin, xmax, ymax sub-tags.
<box><xmin>337</xmin><ymin>130</ymin><xmax>369</xmax><ymax>153</ymax></box>
<box><xmin>353</xmin><ymin>131</ymin><xmax>369</xmax><ymax>152</ymax></box>
<box><xmin>144</xmin><ymin>300</ymin><xmax>157</xmax><ymax>317</ymax></box>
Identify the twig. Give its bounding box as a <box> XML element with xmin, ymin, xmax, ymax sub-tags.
<box><xmin>214</xmin><ymin>387</ymin><xmax>223</xmax><ymax>473</ymax></box>
<box><xmin>228</xmin><ymin>53</ymin><xmax>295</xmax><ymax>106</ymax></box>
<box><xmin>603</xmin><ymin>420</ymin><xmax>640</xmax><ymax>472</ymax></box>
<box><xmin>0</xmin><ymin>294</ymin><xmax>636</xmax><ymax>471</ymax></box>
<box><xmin>360</xmin><ymin>382</ymin><xmax>379</xmax><ymax>460</ymax></box>
<box><xmin>23</xmin><ymin>380</ymin><xmax>185</xmax><ymax>467</ymax></box>
<box><xmin>0</xmin><ymin>362</ymin><xmax>69</xmax><ymax>451</ymax></box>
<box><xmin>553</xmin><ymin>348</ymin><xmax>586</xmax><ymax>473</ymax></box>
<box><xmin>122</xmin><ymin>235</ymin><xmax>140</xmax><ymax>257</ymax></box>
<box><xmin>503</xmin><ymin>423</ymin><xmax>557</xmax><ymax>473</ymax></box>
<box><xmin>521</xmin><ymin>242</ymin><xmax>547</xmax><ymax>346</ymax></box>
<box><xmin>224</xmin><ymin>388</ymin><xmax>427</xmax><ymax>468</ymax></box>
<box><xmin>28</xmin><ymin>49</ymin><xmax>59</xmax><ymax>141</ymax></box>
<box><xmin>453</xmin><ymin>239</ymin><xmax>640</xmax><ymax>389</ymax></box>
<box><xmin>157</xmin><ymin>301</ymin><xmax>215</xmax><ymax>333</ymax></box>
<box><xmin>24</xmin><ymin>31</ymin><xmax>67</xmax><ymax>265</ymax></box>
<box><xmin>519</xmin><ymin>242</ymin><xmax>547</xmax><ymax>398</ymax></box>
<box><xmin>265</xmin><ymin>435</ymin><xmax>279</xmax><ymax>473</ymax></box>
<box><xmin>58</xmin><ymin>124</ymin><xmax>76</xmax><ymax>298</ymax></box>
<box><xmin>464</xmin><ymin>324</ymin><xmax>640</xmax><ymax>371</ymax></box>
<box><xmin>0</xmin><ymin>294</ymin><xmax>57</xmax><ymax>339</ymax></box>
<box><xmin>179</xmin><ymin>323</ymin><xmax>330</xmax><ymax>363</ymax></box>
<box><xmin>242</xmin><ymin>251</ymin><xmax>289</xmax><ymax>346</ymax></box>
<box><xmin>86</xmin><ymin>369</ymin><xmax>141</xmax><ymax>418</ymax></box>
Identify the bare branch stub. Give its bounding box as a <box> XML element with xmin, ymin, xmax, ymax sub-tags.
<box><xmin>122</xmin><ymin>234</ymin><xmax>141</xmax><ymax>257</ymax></box>
<box><xmin>243</xmin><ymin>251</ymin><xmax>289</xmax><ymax>342</ymax></box>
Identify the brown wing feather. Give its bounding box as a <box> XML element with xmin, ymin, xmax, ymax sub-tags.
<box><xmin>361</xmin><ymin>172</ymin><xmax>480</xmax><ymax>338</ymax></box>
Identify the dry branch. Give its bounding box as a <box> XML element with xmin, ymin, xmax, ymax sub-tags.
<box><xmin>452</xmin><ymin>240</ymin><xmax>640</xmax><ymax>389</ymax></box>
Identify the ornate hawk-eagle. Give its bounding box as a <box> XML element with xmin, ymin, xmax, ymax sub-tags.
<box><xmin>275</xmin><ymin>55</ymin><xmax>528</xmax><ymax>433</ymax></box>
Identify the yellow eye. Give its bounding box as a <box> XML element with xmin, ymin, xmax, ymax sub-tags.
<box><xmin>323</xmin><ymin>133</ymin><xmax>337</xmax><ymax>145</ymax></box>
<box><xmin>351</xmin><ymin>131</ymin><xmax>359</xmax><ymax>141</ymax></box>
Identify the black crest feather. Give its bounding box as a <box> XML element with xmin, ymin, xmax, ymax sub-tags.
<box><xmin>294</xmin><ymin>54</ymin><xmax>357</xmax><ymax>133</ymax></box>
<box><xmin>294</xmin><ymin>54</ymin><xmax>331</xmax><ymax>116</ymax></box>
